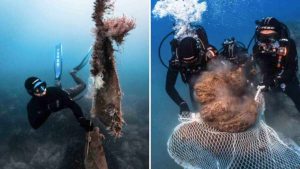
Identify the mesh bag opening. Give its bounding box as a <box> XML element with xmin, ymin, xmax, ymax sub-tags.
<box><xmin>167</xmin><ymin>117</ymin><xmax>300</xmax><ymax>169</ymax></box>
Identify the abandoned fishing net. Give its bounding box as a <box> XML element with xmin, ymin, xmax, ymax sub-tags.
<box><xmin>167</xmin><ymin>61</ymin><xmax>300</xmax><ymax>169</ymax></box>
<box><xmin>90</xmin><ymin>0</ymin><xmax>135</xmax><ymax>137</ymax></box>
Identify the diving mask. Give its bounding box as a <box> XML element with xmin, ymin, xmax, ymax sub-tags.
<box><xmin>33</xmin><ymin>81</ymin><xmax>46</xmax><ymax>94</ymax></box>
<box><xmin>258</xmin><ymin>33</ymin><xmax>280</xmax><ymax>54</ymax></box>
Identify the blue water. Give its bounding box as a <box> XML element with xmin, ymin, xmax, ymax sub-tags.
<box><xmin>0</xmin><ymin>0</ymin><xmax>149</xmax><ymax>168</ymax></box>
<box><xmin>0</xmin><ymin>0</ymin><xmax>148</xmax><ymax>97</ymax></box>
<box><xmin>151</xmin><ymin>0</ymin><xmax>300</xmax><ymax>168</ymax></box>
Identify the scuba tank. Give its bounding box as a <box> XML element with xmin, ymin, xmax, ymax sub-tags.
<box><xmin>220</xmin><ymin>37</ymin><xmax>248</xmax><ymax>65</ymax></box>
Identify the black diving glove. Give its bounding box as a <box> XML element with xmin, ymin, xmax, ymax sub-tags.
<box><xmin>179</xmin><ymin>102</ymin><xmax>190</xmax><ymax>116</ymax></box>
<box><xmin>79</xmin><ymin>117</ymin><xmax>94</xmax><ymax>132</ymax></box>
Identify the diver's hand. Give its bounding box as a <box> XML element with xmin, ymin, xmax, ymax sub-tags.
<box><xmin>179</xmin><ymin>102</ymin><xmax>190</xmax><ymax>115</ymax></box>
<box><xmin>206</xmin><ymin>46</ymin><xmax>218</xmax><ymax>59</ymax></box>
<box><xmin>277</xmin><ymin>46</ymin><xmax>287</xmax><ymax>56</ymax></box>
<box><xmin>79</xmin><ymin>117</ymin><xmax>94</xmax><ymax>132</ymax></box>
<box><xmin>258</xmin><ymin>43</ymin><xmax>268</xmax><ymax>52</ymax></box>
<box><xmin>257</xmin><ymin>83</ymin><xmax>269</xmax><ymax>92</ymax></box>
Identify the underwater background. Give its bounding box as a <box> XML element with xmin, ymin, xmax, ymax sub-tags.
<box><xmin>0</xmin><ymin>0</ymin><xmax>149</xmax><ymax>168</ymax></box>
<box><xmin>151</xmin><ymin>0</ymin><xmax>300</xmax><ymax>168</ymax></box>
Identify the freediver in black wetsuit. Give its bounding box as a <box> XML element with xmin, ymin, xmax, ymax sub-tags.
<box><xmin>253</xmin><ymin>17</ymin><xmax>300</xmax><ymax>113</ymax></box>
<box><xmin>25</xmin><ymin>45</ymin><xmax>93</xmax><ymax>131</ymax></box>
<box><xmin>165</xmin><ymin>26</ymin><xmax>218</xmax><ymax>115</ymax></box>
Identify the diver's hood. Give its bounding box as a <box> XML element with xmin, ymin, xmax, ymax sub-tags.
<box><xmin>177</xmin><ymin>37</ymin><xmax>202</xmax><ymax>62</ymax></box>
<box><xmin>256</xmin><ymin>17</ymin><xmax>282</xmax><ymax>38</ymax></box>
<box><xmin>24</xmin><ymin>77</ymin><xmax>47</xmax><ymax>96</ymax></box>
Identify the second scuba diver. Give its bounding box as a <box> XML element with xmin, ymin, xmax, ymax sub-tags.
<box><xmin>253</xmin><ymin>17</ymin><xmax>300</xmax><ymax>113</ymax></box>
<box><xmin>165</xmin><ymin>26</ymin><xmax>218</xmax><ymax>115</ymax></box>
<box><xmin>219</xmin><ymin>37</ymin><xmax>258</xmax><ymax>85</ymax></box>
<box><xmin>25</xmin><ymin>45</ymin><xmax>94</xmax><ymax>131</ymax></box>
<box><xmin>219</xmin><ymin>37</ymin><xmax>248</xmax><ymax>67</ymax></box>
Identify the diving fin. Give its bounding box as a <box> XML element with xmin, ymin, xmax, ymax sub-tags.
<box><xmin>73</xmin><ymin>46</ymin><xmax>92</xmax><ymax>71</ymax></box>
<box><xmin>54</xmin><ymin>43</ymin><xmax>63</xmax><ymax>81</ymax></box>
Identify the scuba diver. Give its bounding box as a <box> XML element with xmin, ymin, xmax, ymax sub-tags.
<box><xmin>25</xmin><ymin>44</ymin><xmax>94</xmax><ymax>131</ymax></box>
<box><xmin>165</xmin><ymin>26</ymin><xmax>218</xmax><ymax>115</ymax></box>
<box><xmin>252</xmin><ymin>17</ymin><xmax>300</xmax><ymax>112</ymax></box>
<box><xmin>219</xmin><ymin>37</ymin><xmax>248</xmax><ymax>66</ymax></box>
<box><xmin>219</xmin><ymin>37</ymin><xmax>258</xmax><ymax>84</ymax></box>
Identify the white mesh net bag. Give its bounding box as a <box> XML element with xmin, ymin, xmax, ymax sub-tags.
<box><xmin>167</xmin><ymin>62</ymin><xmax>300</xmax><ymax>168</ymax></box>
<box><xmin>167</xmin><ymin>108</ymin><xmax>300</xmax><ymax>169</ymax></box>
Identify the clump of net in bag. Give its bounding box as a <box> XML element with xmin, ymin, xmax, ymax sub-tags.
<box><xmin>194</xmin><ymin>61</ymin><xmax>258</xmax><ymax>132</ymax></box>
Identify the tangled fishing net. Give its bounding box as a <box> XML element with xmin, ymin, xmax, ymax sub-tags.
<box><xmin>167</xmin><ymin>61</ymin><xmax>300</xmax><ymax>168</ymax></box>
<box><xmin>194</xmin><ymin>62</ymin><xmax>258</xmax><ymax>133</ymax></box>
<box><xmin>90</xmin><ymin>0</ymin><xmax>135</xmax><ymax>137</ymax></box>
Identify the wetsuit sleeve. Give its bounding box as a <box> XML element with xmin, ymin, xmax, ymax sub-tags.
<box><xmin>27</xmin><ymin>101</ymin><xmax>51</xmax><ymax>129</ymax></box>
<box><xmin>165</xmin><ymin>62</ymin><xmax>185</xmax><ymax>106</ymax></box>
<box><xmin>277</xmin><ymin>39</ymin><xmax>298</xmax><ymax>84</ymax></box>
<box><xmin>59</xmin><ymin>90</ymin><xmax>85</xmax><ymax>121</ymax></box>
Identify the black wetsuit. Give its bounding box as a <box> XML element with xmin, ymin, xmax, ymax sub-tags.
<box><xmin>27</xmin><ymin>72</ymin><xmax>90</xmax><ymax>130</ymax></box>
<box><xmin>253</xmin><ymin>38</ymin><xmax>300</xmax><ymax>112</ymax></box>
<box><xmin>27</xmin><ymin>87</ymin><xmax>85</xmax><ymax>129</ymax></box>
<box><xmin>165</xmin><ymin>27</ymin><xmax>217</xmax><ymax>111</ymax></box>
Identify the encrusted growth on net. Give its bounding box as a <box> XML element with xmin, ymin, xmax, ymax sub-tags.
<box><xmin>168</xmin><ymin>60</ymin><xmax>300</xmax><ymax>168</ymax></box>
<box><xmin>90</xmin><ymin>0</ymin><xmax>135</xmax><ymax>137</ymax></box>
<box><xmin>104</xmin><ymin>16</ymin><xmax>135</xmax><ymax>44</ymax></box>
<box><xmin>194</xmin><ymin>61</ymin><xmax>259</xmax><ymax>132</ymax></box>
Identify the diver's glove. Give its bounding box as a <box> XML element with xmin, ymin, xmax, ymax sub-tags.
<box><xmin>258</xmin><ymin>83</ymin><xmax>270</xmax><ymax>92</ymax></box>
<box><xmin>79</xmin><ymin>117</ymin><xmax>94</xmax><ymax>132</ymax></box>
<box><xmin>179</xmin><ymin>102</ymin><xmax>190</xmax><ymax>116</ymax></box>
<box><xmin>206</xmin><ymin>46</ymin><xmax>218</xmax><ymax>59</ymax></box>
